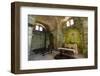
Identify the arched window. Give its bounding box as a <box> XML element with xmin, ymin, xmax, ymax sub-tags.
<box><xmin>33</xmin><ymin>23</ymin><xmax>46</xmax><ymax>32</ymax></box>
<box><xmin>35</xmin><ymin>25</ymin><xmax>43</xmax><ymax>31</ymax></box>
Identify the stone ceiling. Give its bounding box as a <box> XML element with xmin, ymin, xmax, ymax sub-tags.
<box><xmin>28</xmin><ymin>15</ymin><xmax>70</xmax><ymax>31</ymax></box>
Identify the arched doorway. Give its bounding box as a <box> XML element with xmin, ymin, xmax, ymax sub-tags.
<box><xmin>30</xmin><ymin>23</ymin><xmax>54</xmax><ymax>55</ymax></box>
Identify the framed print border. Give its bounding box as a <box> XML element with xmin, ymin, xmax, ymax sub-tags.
<box><xmin>11</xmin><ymin>2</ymin><xmax>98</xmax><ymax>74</ymax></box>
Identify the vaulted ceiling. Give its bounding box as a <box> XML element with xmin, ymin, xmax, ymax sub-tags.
<box><xmin>28</xmin><ymin>15</ymin><xmax>70</xmax><ymax>31</ymax></box>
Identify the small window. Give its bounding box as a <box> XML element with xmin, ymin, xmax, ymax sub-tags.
<box><xmin>39</xmin><ymin>26</ymin><xmax>43</xmax><ymax>31</ymax></box>
<box><xmin>66</xmin><ymin>19</ymin><xmax>74</xmax><ymax>27</ymax></box>
<box><xmin>35</xmin><ymin>25</ymin><xmax>43</xmax><ymax>31</ymax></box>
<box><xmin>35</xmin><ymin>25</ymin><xmax>39</xmax><ymax>30</ymax></box>
<box><xmin>70</xmin><ymin>19</ymin><xmax>74</xmax><ymax>26</ymax></box>
<box><xmin>66</xmin><ymin>21</ymin><xmax>70</xmax><ymax>27</ymax></box>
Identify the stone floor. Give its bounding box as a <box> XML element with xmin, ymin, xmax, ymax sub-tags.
<box><xmin>28</xmin><ymin>50</ymin><xmax>84</xmax><ymax>61</ymax></box>
<box><xmin>28</xmin><ymin>50</ymin><xmax>59</xmax><ymax>61</ymax></box>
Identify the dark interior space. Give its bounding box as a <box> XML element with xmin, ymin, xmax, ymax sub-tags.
<box><xmin>28</xmin><ymin>15</ymin><xmax>88</xmax><ymax>61</ymax></box>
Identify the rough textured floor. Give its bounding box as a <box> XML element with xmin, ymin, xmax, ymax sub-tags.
<box><xmin>28</xmin><ymin>50</ymin><xmax>59</xmax><ymax>61</ymax></box>
<box><xmin>28</xmin><ymin>50</ymin><xmax>84</xmax><ymax>61</ymax></box>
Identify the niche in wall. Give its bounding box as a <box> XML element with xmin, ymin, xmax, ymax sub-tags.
<box><xmin>62</xmin><ymin>17</ymin><xmax>88</xmax><ymax>57</ymax></box>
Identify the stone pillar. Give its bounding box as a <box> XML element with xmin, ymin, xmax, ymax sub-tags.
<box><xmin>55</xmin><ymin>17</ymin><xmax>64</xmax><ymax>48</ymax></box>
